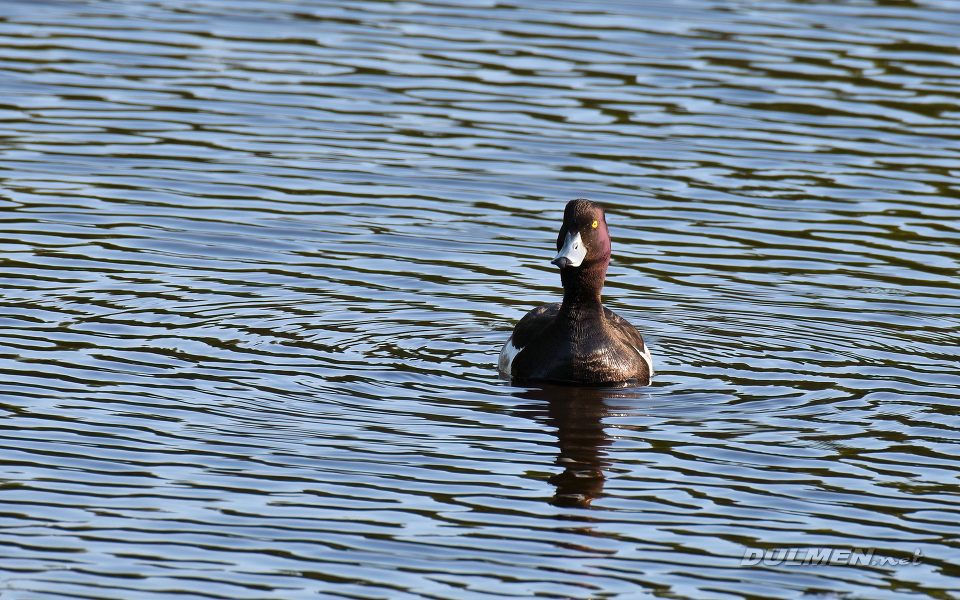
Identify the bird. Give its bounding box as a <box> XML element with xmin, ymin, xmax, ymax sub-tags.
<box><xmin>498</xmin><ymin>198</ymin><xmax>653</xmax><ymax>385</ymax></box>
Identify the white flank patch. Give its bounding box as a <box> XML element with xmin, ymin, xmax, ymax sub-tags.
<box><xmin>498</xmin><ymin>337</ymin><xmax>520</xmax><ymax>377</ymax></box>
<box><xmin>633</xmin><ymin>342</ymin><xmax>654</xmax><ymax>378</ymax></box>
<box><xmin>642</xmin><ymin>344</ymin><xmax>654</xmax><ymax>377</ymax></box>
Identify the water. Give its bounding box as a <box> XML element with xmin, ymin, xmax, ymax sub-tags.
<box><xmin>1</xmin><ymin>0</ymin><xmax>959</xmax><ymax>598</ymax></box>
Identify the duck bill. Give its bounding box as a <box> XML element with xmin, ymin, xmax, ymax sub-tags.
<box><xmin>551</xmin><ymin>231</ymin><xmax>586</xmax><ymax>268</ymax></box>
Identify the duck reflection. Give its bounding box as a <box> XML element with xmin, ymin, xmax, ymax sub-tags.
<box><xmin>510</xmin><ymin>383</ymin><xmax>645</xmax><ymax>508</ymax></box>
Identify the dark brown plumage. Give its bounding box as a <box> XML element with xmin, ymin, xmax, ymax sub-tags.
<box><xmin>498</xmin><ymin>198</ymin><xmax>653</xmax><ymax>385</ymax></box>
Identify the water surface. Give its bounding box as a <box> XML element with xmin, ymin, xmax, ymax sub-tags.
<box><xmin>1</xmin><ymin>0</ymin><xmax>960</xmax><ymax>598</ymax></box>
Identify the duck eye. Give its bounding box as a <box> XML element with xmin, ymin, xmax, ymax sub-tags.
<box><xmin>592</xmin><ymin>220</ymin><xmax>598</xmax><ymax>228</ymax></box>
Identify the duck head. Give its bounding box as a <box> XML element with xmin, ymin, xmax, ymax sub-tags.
<box><xmin>551</xmin><ymin>198</ymin><xmax>610</xmax><ymax>302</ymax></box>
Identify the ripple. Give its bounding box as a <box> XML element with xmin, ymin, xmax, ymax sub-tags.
<box><xmin>0</xmin><ymin>0</ymin><xmax>959</xmax><ymax>599</ymax></box>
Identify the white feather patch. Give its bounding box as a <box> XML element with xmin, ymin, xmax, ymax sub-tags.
<box><xmin>642</xmin><ymin>343</ymin><xmax>654</xmax><ymax>377</ymax></box>
<box><xmin>632</xmin><ymin>342</ymin><xmax>654</xmax><ymax>379</ymax></box>
<box><xmin>498</xmin><ymin>337</ymin><xmax>520</xmax><ymax>377</ymax></box>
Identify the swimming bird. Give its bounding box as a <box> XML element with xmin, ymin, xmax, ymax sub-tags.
<box><xmin>498</xmin><ymin>198</ymin><xmax>653</xmax><ymax>385</ymax></box>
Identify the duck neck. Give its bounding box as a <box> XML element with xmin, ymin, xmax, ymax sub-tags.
<box><xmin>559</xmin><ymin>263</ymin><xmax>605</xmax><ymax>315</ymax></box>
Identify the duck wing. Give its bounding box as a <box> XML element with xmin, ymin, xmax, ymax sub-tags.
<box><xmin>603</xmin><ymin>307</ymin><xmax>654</xmax><ymax>382</ymax></box>
<box><xmin>499</xmin><ymin>303</ymin><xmax>561</xmax><ymax>378</ymax></box>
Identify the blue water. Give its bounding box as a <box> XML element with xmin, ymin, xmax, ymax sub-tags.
<box><xmin>1</xmin><ymin>0</ymin><xmax>959</xmax><ymax>598</ymax></box>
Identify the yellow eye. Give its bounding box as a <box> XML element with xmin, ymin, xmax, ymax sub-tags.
<box><xmin>592</xmin><ymin>220</ymin><xmax>598</xmax><ymax>228</ymax></box>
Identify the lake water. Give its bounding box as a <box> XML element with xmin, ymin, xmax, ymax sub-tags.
<box><xmin>1</xmin><ymin>0</ymin><xmax>959</xmax><ymax>598</ymax></box>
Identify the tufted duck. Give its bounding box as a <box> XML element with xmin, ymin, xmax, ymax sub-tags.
<box><xmin>498</xmin><ymin>198</ymin><xmax>653</xmax><ymax>385</ymax></box>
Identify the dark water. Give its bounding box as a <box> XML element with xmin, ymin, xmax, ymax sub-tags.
<box><xmin>1</xmin><ymin>0</ymin><xmax>959</xmax><ymax>598</ymax></box>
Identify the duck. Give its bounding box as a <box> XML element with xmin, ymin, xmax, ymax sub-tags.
<box><xmin>498</xmin><ymin>198</ymin><xmax>653</xmax><ymax>385</ymax></box>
